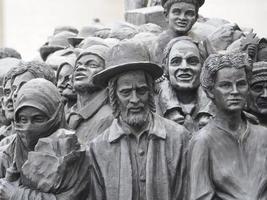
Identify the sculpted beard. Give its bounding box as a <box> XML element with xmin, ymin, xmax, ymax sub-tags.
<box><xmin>119</xmin><ymin>102</ymin><xmax>150</xmax><ymax>128</ymax></box>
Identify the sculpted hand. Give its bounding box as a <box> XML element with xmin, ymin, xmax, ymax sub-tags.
<box><xmin>0</xmin><ymin>179</ymin><xmax>17</xmax><ymax>200</ymax></box>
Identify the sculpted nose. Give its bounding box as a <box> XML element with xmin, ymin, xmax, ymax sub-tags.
<box><xmin>262</xmin><ymin>88</ymin><xmax>267</xmax><ymax>98</ymax></box>
<box><xmin>231</xmin><ymin>84</ymin><xmax>239</xmax><ymax>94</ymax></box>
<box><xmin>130</xmin><ymin>91</ymin><xmax>139</xmax><ymax>104</ymax></box>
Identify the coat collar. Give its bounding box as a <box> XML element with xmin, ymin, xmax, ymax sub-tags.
<box><xmin>69</xmin><ymin>89</ymin><xmax>108</xmax><ymax>120</ymax></box>
<box><xmin>108</xmin><ymin>113</ymin><xmax>166</xmax><ymax>143</ymax></box>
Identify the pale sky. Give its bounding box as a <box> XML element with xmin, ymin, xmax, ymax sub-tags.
<box><xmin>2</xmin><ymin>0</ymin><xmax>267</xmax><ymax>59</ymax></box>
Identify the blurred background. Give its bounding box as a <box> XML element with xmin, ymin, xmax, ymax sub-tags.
<box><xmin>0</xmin><ymin>0</ymin><xmax>266</xmax><ymax>59</ymax></box>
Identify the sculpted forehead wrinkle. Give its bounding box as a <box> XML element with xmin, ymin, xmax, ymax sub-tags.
<box><xmin>117</xmin><ymin>70</ymin><xmax>147</xmax><ymax>88</ymax></box>
<box><xmin>169</xmin><ymin>40</ymin><xmax>200</xmax><ymax>59</ymax></box>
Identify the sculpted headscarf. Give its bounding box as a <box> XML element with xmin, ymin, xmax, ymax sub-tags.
<box><xmin>14</xmin><ymin>78</ymin><xmax>65</xmax><ymax>170</ymax></box>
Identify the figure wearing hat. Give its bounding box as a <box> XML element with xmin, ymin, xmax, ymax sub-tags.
<box><xmin>87</xmin><ymin>40</ymin><xmax>189</xmax><ymax>200</ymax></box>
<box><xmin>152</xmin><ymin>0</ymin><xmax>205</xmax><ymax>65</ymax></box>
<box><xmin>247</xmin><ymin>61</ymin><xmax>267</xmax><ymax>127</ymax></box>
<box><xmin>67</xmin><ymin>44</ymin><xmax>113</xmax><ymax>145</ymax></box>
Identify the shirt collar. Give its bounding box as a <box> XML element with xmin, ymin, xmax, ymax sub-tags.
<box><xmin>69</xmin><ymin>89</ymin><xmax>108</xmax><ymax>120</ymax></box>
<box><xmin>108</xmin><ymin>113</ymin><xmax>166</xmax><ymax>143</ymax></box>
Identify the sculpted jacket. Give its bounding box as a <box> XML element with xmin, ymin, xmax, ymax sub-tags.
<box><xmin>189</xmin><ymin>119</ymin><xmax>267</xmax><ymax>200</ymax></box>
<box><xmin>67</xmin><ymin>89</ymin><xmax>114</xmax><ymax>145</ymax></box>
<box><xmin>87</xmin><ymin>113</ymin><xmax>189</xmax><ymax>200</ymax></box>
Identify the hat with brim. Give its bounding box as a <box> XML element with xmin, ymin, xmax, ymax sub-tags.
<box><xmin>67</xmin><ymin>37</ymin><xmax>84</xmax><ymax>47</ymax></box>
<box><xmin>93</xmin><ymin>40</ymin><xmax>163</xmax><ymax>87</ymax></box>
<box><xmin>40</xmin><ymin>46</ymin><xmax>64</xmax><ymax>61</ymax></box>
<box><xmin>93</xmin><ymin>62</ymin><xmax>162</xmax><ymax>87</ymax></box>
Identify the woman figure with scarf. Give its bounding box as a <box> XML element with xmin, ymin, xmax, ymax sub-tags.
<box><xmin>0</xmin><ymin>78</ymin><xmax>89</xmax><ymax>200</ymax></box>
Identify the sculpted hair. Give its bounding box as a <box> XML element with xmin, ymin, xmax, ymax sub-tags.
<box><xmin>11</xmin><ymin>61</ymin><xmax>56</xmax><ymax>85</ymax></box>
<box><xmin>163</xmin><ymin>0</ymin><xmax>199</xmax><ymax>17</ymax></box>
<box><xmin>162</xmin><ymin>37</ymin><xmax>206</xmax><ymax>76</ymax></box>
<box><xmin>200</xmin><ymin>53</ymin><xmax>252</xmax><ymax>92</ymax></box>
<box><xmin>108</xmin><ymin>71</ymin><xmax>156</xmax><ymax>118</ymax></box>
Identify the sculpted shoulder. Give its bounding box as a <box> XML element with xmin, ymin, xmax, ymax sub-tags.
<box><xmin>155</xmin><ymin>113</ymin><xmax>190</xmax><ymax>141</ymax></box>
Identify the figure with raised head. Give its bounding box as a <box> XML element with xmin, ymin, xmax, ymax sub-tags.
<box><xmin>152</xmin><ymin>0</ymin><xmax>205</xmax><ymax>64</ymax></box>
<box><xmin>88</xmin><ymin>40</ymin><xmax>189</xmax><ymax>200</ymax></box>
<box><xmin>67</xmin><ymin>45</ymin><xmax>113</xmax><ymax>144</ymax></box>
<box><xmin>189</xmin><ymin>53</ymin><xmax>267</xmax><ymax>200</ymax></box>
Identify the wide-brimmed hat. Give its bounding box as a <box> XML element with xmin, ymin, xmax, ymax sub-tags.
<box><xmin>40</xmin><ymin>31</ymin><xmax>76</xmax><ymax>61</ymax></box>
<box><xmin>93</xmin><ymin>40</ymin><xmax>163</xmax><ymax>87</ymax></box>
<box><xmin>161</xmin><ymin>0</ymin><xmax>205</xmax><ymax>8</ymax></box>
<box><xmin>68</xmin><ymin>24</ymin><xmax>108</xmax><ymax>47</ymax></box>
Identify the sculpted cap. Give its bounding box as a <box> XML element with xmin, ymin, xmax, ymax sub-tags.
<box><xmin>161</xmin><ymin>0</ymin><xmax>205</xmax><ymax>8</ymax></box>
<box><xmin>251</xmin><ymin>62</ymin><xmax>267</xmax><ymax>85</ymax></box>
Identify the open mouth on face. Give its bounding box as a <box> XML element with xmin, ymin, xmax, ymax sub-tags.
<box><xmin>175</xmin><ymin>21</ymin><xmax>188</xmax><ymax>28</ymax></box>
<box><xmin>257</xmin><ymin>99</ymin><xmax>267</xmax><ymax>108</ymax></box>
<box><xmin>128</xmin><ymin>107</ymin><xmax>143</xmax><ymax>113</ymax></box>
<box><xmin>176</xmin><ymin>73</ymin><xmax>193</xmax><ymax>81</ymax></box>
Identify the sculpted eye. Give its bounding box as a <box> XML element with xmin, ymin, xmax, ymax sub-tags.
<box><xmin>170</xmin><ymin>57</ymin><xmax>182</xmax><ymax>66</ymax></box>
<box><xmin>187</xmin><ymin>57</ymin><xmax>200</xmax><ymax>65</ymax></box>
<box><xmin>18</xmin><ymin>116</ymin><xmax>28</xmax><ymax>124</ymax></box>
<box><xmin>33</xmin><ymin>115</ymin><xmax>47</xmax><ymax>123</ymax></box>
<box><xmin>218</xmin><ymin>82</ymin><xmax>231</xmax><ymax>89</ymax></box>
<box><xmin>237</xmin><ymin>80</ymin><xmax>248</xmax><ymax>88</ymax></box>
<box><xmin>185</xmin><ymin>10</ymin><xmax>196</xmax><ymax>17</ymax></box>
<box><xmin>171</xmin><ymin>8</ymin><xmax>181</xmax><ymax>15</ymax></box>
<box><xmin>137</xmin><ymin>87</ymin><xmax>149</xmax><ymax>95</ymax></box>
<box><xmin>119</xmin><ymin>89</ymin><xmax>131</xmax><ymax>96</ymax></box>
<box><xmin>251</xmin><ymin>84</ymin><xmax>263</xmax><ymax>93</ymax></box>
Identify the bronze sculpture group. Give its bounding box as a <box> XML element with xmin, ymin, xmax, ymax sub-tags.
<box><xmin>0</xmin><ymin>0</ymin><xmax>267</xmax><ymax>199</ymax></box>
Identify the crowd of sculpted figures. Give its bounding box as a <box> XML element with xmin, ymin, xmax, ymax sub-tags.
<box><xmin>0</xmin><ymin>0</ymin><xmax>266</xmax><ymax>199</ymax></box>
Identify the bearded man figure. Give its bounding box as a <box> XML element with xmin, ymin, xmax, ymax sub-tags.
<box><xmin>247</xmin><ymin>61</ymin><xmax>267</xmax><ymax>127</ymax></box>
<box><xmin>87</xmin><ymin>40</ymin><xmax>189</xmax><ymax>200</ymax></box>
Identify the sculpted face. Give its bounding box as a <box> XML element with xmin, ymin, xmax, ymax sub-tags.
<box><xmin>257</xmin><ymin>48</ymin><xmax>267</xmax><ymax>62</ymax></box>
<box><xmin>249</xmin><ymin>81</ymin><xmax>267</xmax><ymax>115</ymax></box>
<box><xmin>116</xmin><ymin>70</ymin><xmax>150</xmax><ymax>128</ymax></box>
<box><xmin>12</xmin><ymin>71</ymin><xmax>36</xmax><ymax>104</ymax></box>
<box><xmin>167</xmin><ymin>2</ymin><xmax>197</xmax><ymax>35</ymax></box>
<box><xmin>211</xmin><ymin>67</ymin><xmax>249</xmax><ymax>113</ymax></box>
<box><xmin>57</xmin><ymin>64</ymin><xmax>76</xmax><ymax>100</ymax></box>
<box><xmin>16</xmin><ymin>106</ymin><xmax>49</xmax><ymax>149</ymax></box>
<box><xmin>2</xmin><ymin>79</ymin><xmax>14</xmax><ymax>121</ymax></box>
<box><xmin>168</xmin><ymin>40</ymin><xmax>201</xmax><ymax>91</ymax></box>
<box><xmin>74</xmin><ymin>54</ymin><xmax>104</xmax><ymax>91</ymax></box>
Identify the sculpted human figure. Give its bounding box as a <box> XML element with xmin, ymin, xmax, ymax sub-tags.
<box><xmin>247</xmin><ymin>61</ymin><xmax>267</xmax><ymax>127</ymax></box>
<box><xmin>152</xmin><ymin>0</ymin><xmax>205</xmax><ymax>64</ymax></box>
<box><xmin>0</xmin><ymin>59</ymin><xmax>20</xmax><ymax>140</ymax></box>
<box><xmin>56</xmin><ymin>59</ymin><xmax>77</xmax><ymax>118</ymax></box>
<box><xmin>189</xmin><ymin>53</ymin><xmax>267</xmax><ymax>200</ymax></box>
<box><xmin>88</xmin><ymin>40</ymin><xmax>189</xmax><ymax>200</ymax></box>
<box><xmin>0</xmin><ymin>61</ymin><xmax>56</xmax><ymax>146</ymax></box>
<box><xmin>157</xmin><ymin>37</ymin><xmax>214</xmax><ymax>133</ymax></box>
<box><xmin>67</xmin><ymin>45</ymin><xmax>113</xmax><ymax>144</ymax></box>
<box><xmin>0</xmin><ymin>78</ymin><xmax>89</xmax><ymax>200</ymax></box>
